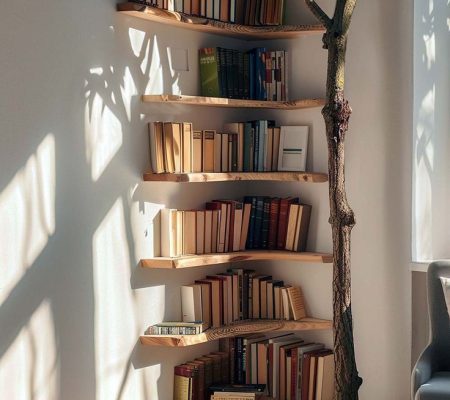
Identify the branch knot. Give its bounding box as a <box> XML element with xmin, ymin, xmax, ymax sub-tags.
<box><xmin>323</xmin><ymin>94</ymin><xmax>352</xmax><ymax>141</ymax></box>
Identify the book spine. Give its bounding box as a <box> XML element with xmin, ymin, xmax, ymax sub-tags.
<box><xmin>199</xmin><ymin>48</ymin><xmax>221</xmax><ymax>97</ymax></box>
<box><xmin>253</xmin><ymin>197</ymin><xmax>264</xmax><ymax>248</ymax></box>
<box><xmin>245</xmin><ymin>196</ymin><xmax>256</xmax><ymax>249</ymax></box>
<box><xmin>261</xmin><ymin>197</ymin><xmax>270</xmax><ymax>249</ymax></box>
<box><xmin>268</xmin><ymin>198</ymin><xmax>279</xmax><ymax>250</ymax></box>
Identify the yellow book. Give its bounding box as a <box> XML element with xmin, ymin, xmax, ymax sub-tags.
<box><xmin>202</xmin><ymin>130</ymin><xmax>215</xmax><ymax>172</ymax></box>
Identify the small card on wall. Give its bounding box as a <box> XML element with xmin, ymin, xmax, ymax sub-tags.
<box><xmin>277</xmin><ymin>126</ymin><xmax>309</xmax><ymax>172</ymax></box>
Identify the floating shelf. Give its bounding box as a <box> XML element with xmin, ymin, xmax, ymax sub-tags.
<box><xmin>117</xmin><ymin>2</ymin><xmax>325</xmax><ymax>40</ymax></box>
<box><xmin>141</xmin><ymin>251</ymin><xmax>333</xmax><ymax>269</ymax></box>
<box><xmin>143</xmin><ymin>171</ymin><xmax>328</xmax><ymax>183</ymax></box>
<box><xmin>142</xmin><ymin>94</ymin><xmax>325</xmax><ymax>110</ymax></box>
<box><xmin>140</xmin><ymin>318</ymin><xmax>332</xmax><ymax>347</ymax></box>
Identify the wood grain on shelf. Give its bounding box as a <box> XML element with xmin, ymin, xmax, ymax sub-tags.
<box><xmin>140</xmin><ymin>318</ymin><xmax>332</xmax><ymax>347</ymax></box>
<box><xmin>142</xmin><ymin>94</ymin><xmax>325</xmax><ymax>110</ymax></box>
<box><xmin>141</xmin><ymin>251</ymin><xmax>333</xmax><ymax>269</ymax></box>
<box><xmin>117</xmin><ymin>3</ymin><xmax>325</xmax><ymax>40</ymax></box>
<box><xmin>143</xmin><ymin>171</ymin><xmax>328</xmax><ymax>183</ymax></box>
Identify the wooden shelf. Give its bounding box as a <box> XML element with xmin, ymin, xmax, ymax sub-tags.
<box><xmin>140</xmin><ymin>318</ymin><xmax>332</xmax><ymax>347</ymax></box>
<box><xmin>117</xmin><ymin>3</ymin><xmax>325</xmax><ymax>40</ymax></box>
<box><xmin>143</xmin><ymin>171</ymin><xmax>328</xmax><ymax>183</ymax></box>
<box><xmin>141</xmin><ymin>251</ymin><xmax>333</xmax><ymax>269</ymax></box>
<box><xmin>142</xmin><ymin>94</ymin><xmax>325</xmax><ymax>110</ymax></box>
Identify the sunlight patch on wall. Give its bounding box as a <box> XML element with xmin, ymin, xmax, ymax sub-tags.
<box><xmin>413</xmin><ymin>87</ymin><xmax>435</xmax><ymax>261</ymax></box>
<box><xmin>93</xmin><ymin>197</ymin><xmax>139</xmax><ymax>400</ymax></box>
<box><xmin>120</xmin><ymin>66</ymin><xmax>138</xmax><ymax>122</ymax></box>
<box><xmin>128</xmin><ymin>28</ymin><xmax>146</xmax><ymax>58</ymax></box>
<box><xmin>0</xmin><ymin>300</ymin><xmax>58</xmax><ymax>400</ymax></box>
<box><xmin>130</xmin><ymin>198</ymin><xmax>165</xmax><ymax>262</ymax></box>
<box><xmin>145</xmin><ymin>35</ymin><xmax>164</xmax><ymax>94</ymax></box>
<box><xmin>423</xmin><ymin>32</ymin><xmax>435</xmax><ymax>70</ymax></box>
<box><xmin>0</xmin><ymin>134</ymin><xmax>55</xmax><ymax>305</ymax></box>
<box><xmin>85</xmin><ymin>92</ymin><xmax>123</xmax><ymax>182</ymax></box>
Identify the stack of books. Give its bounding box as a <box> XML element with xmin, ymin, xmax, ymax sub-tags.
<box><xmin>199</xmin><ymin>47</ymin><xmax>288</xmax><ymax>100</ymax></box>
<box><xmin>145</xmin><ymin>321</ymin><xmax>207</xmax><ymax>335</ymax></box>
<box><xmin>210</xmin><ymin>384</ymin><xmax>266</xmax><ymax>400</ymax></box>
<box><xmin>149</xmin><ymin>122</ymin><xmax>309</xmax><ymax>174</ymax></box>
<box><xmin>141</xmin><ymin>0</ymin><xmax>285</xmax><ymax>25</ymax></box>
<box><xmin>219</xmin><ymin>334</ymin><xmax>334</xmax><ymax>399</ymax></box>
<box><xmin>181</xmin><ymin>269</ymin><xmax>307</xmax><ymax>328</ymax></box>
<box><xmin>173</xmin><ymin>351</ymin><xmax>231</xmax><ymax>400</ymax></box>
<box><xmin>157</xmin><ymin>197</ymin><xmax>311</xmax><ymax>257</ymax></box>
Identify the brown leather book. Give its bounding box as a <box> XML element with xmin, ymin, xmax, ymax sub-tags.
<box><xmin>185</xmin><ymin>362</ymin><xmax>205</xmax><ymax>400</ymax></box>
<box><xmin>191</xmin><ymin>0</ymin><xmax>200</xmax><ymax>15</ymax></box>
<box><xmin>210</xmin><ymin>351</ymin><xmax>230</xmax><ymax>384</ymax></box>
<box><xmin>279</xmin><ymin>341</ymin><xmax>305</xmax><ymax>400</ymax></box>
<box><xmin>203</xmin><ymin>354</ymin><xmax>223</xmax><ymax>385</ymax></box>
<box><xmin>277</xmin><ymin>197</ymin><xmax>298</xmax><ymax>249</ymax></box>
<box><xmin>194</xmin><ymin>357</ymin><xmax>214</xmax><ymax>394</ymax></box>
<box><xmin>207</xmin><ymin>275</ymin><xmax>228</xmax><ymax>325</ymax></box>
<box><xmin>220</xmin><ymin>0</ymin><xmax>230</xmax><ymax>22</ymax></box>
<box><xmin>268</xmin><ymin>198</ymin><xmax>280</xmax><ymax>250</ymax></box>
<box><xmin>286</xmin><ymin>286</ymin><xmax>307</xmax><ymax>320</ymax></box>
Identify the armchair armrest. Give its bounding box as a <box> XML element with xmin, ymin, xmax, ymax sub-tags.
<box><xmin>412</xmin><ymin>344</ymin><xmax>435</xmax><ymax>398</ymax></box>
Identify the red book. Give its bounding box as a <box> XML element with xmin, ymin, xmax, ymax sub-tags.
<box><xmin>277</xmin><ymin>197</ymin><xmax>298</xmax><ymax>249</ymax></box>
<box><xmin>268</xmin><ymin>198</ymin><xmax>280</xmax><ymax>249</ymax></box>
<box><xmin>174</xmin><ymin>364</ymin><xmax>200</xmax><ymax>400</ymax></box>
<box><xmin>290</xmin><ymin>347</ymin><xmax>298</xmax><ymax>400</ymax></box>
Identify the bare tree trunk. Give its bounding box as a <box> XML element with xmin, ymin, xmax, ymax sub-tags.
<box><xmin>304</xmin><ymin>1</ymin><xmax>363</xmax><ymax>399</ymax></box>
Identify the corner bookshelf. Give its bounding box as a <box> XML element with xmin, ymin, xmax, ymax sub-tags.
<box><xmin>140</xmin><ymin>318</ymin><xmax>332</xmax><ymax>347</ymax></box>
<box><xmin>118</xmin><ymin>1</ymin><xmax>331</xmax><ymax>395</ymax></box>
<box><xmin>117</xmin><ymin>2</ymin><xmax>325</xmax><ymax>40</ymax></box>
<box><xmin>141</xmin><ymin>251</ymin><xmax>333</xmax><ymax>269</ymax></box>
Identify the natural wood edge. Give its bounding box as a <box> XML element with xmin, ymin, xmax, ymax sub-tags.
<box><xmin>117</xmin><ymin>3</ymin><xmax>325</xmax><ymax>40</ymax></box>
<box><xmin>142</xmin><ymin>171</ymin><xmax>328</xmax><ymax>183</ymax></box>
<box><xmin>140</xmin><ymin>251</ymin><xmax>333</xmax><ymax>269</ymax></box>
<box><xmin>142</xmin><ymin>94</ymin><xmax>326</xmax><ymax>110</ymax></box>
<box><xmin>140</xmin><ymin>318</ymin><xmax>332</xmax><ymax>347</ymax></box>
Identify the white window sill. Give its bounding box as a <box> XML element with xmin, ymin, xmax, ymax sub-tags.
<box><xmin>410</xmin><ymin>262</ymin><xmax>429</xmax><ymax>273</ymax></box>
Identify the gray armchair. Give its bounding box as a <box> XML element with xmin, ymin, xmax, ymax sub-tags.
<box><xmin>412</xmin><ymin>260</ymin><xmax>450</xmax><ymax>399</ymax></box>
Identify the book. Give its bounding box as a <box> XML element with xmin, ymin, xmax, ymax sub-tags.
<box><xmin>160</xmin><ymin>208</ymin><xmax>177</xmax><ymax>257</ymax></box>
<box><xmin>221</xmin><ymin>133</ymin><xmax>229</xmax><ymax>172</ymax></box>
<box><xmin>286</xmin><ymin>286</ymin><xmax>306</xmax><ymax>320</ymax></box>
<box><xmin>172</xmin><ymin>122</ymin><xmax>182</xmax><ymax>172</ymax></box>
<box><xmin>199</xmin><ymin>48</ymin><xmax>221</xmax><ymax>97</ymax></box>
<box><xmin>181</xmin><ymin>284</ymin><xmax>203</xmax><ymax>322</ymax></box>
<box><xmin>163</xmin><ymin>122</ymin><xmax>176</xmax><ymax>172</ymax></box>
<box><xmin>279</xmin><ymin>341</ymin><xmax>305</xmax><ymax>400</ymax></box>
<box><xmin>182</xmin><ymin>122</ymin><xmax>193</xmax><ymax>173</ymax></box>
<box><xmin>214</xmin><ymin>132</ymin><xmax>222</xmax><ymax>172</ymax></box>
<box><xmin>315</xmin><ymin>352</ymin><xmax>335</xmax><ymax>400</ymax></box>
<box><xmin>196</xmin><ymin>282</ymin><xmax>212</xmax><ymax>328</ymax></box>
<box><xmin>240</xmin><ymin>202</ymin><xmax>252</xmax><ymax>251</ymax></box>
<box><xmin>196</xmin><ymin>210</ymin><xmax>205</xmax><ymax>254</ymax></box>
<box><xmin>203</xmin><ymin>130</ymin><xmax>216</xmax><ymax>172</ymax></box>
<box><xmin>294</xmin><ymin>204</ymin><xmax>312</xmax><ymax>252</ymax></box>
<box><xmin>174</xmin><ymin>365</ymin><xmax>194</xmax><ymax>400</ymax></box>
<box><xmin>183</xmin><ymin>211</ymin><xmax>197</xmax><ymax>254</ymax></box>
<box><xmin>204</xmin><ymin>210</ymin><xmax>213</xmax><ymax>254</ymax></box>
<box><xmin>146</xmin><ymin>321</ymin><xmax>207</xmax><ymax>335</ymax></box>
<box><xmin>285</xmin><ymin>204</ymin><xmax>300</xmax><ymax>251</ymax></box>
<box><xmin>192</xmin><ymin>130</ymin><xmax>203</xmax><ymax>172</ymax></box>
<box><xmin>196</xmin><ymin>279</ymin><xmax>221</xmax><ymax>328</ymax></box>
<box><xmin>278</xmin><ymin>126</ymin><xmax>309</xmax><ymax>172</ymax></box>
<box><xmin>148</xmin><ymin>122</ymin><xmax>165</xmax><ymax>173</ymax></box>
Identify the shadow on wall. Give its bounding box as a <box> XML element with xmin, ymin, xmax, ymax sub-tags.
<box><xmin>412</xmin><ymin>0</ymin><xmax>450</xmax><ymax>262</ymax></box>
<box><xmin>0</xmin><ymin>4</ymin><xmax>189</xmax><ymax>399</ymax></box>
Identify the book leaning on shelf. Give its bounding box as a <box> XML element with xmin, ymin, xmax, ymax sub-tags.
<box><xmin>143</xmin><ymin>0</ymin><xmax>286</xmax><ymax>25</ymax></box>
<box><xmin>154</xmin><ymin>197</ymin><xmax>311</xmax><ymax>258</ymax></box>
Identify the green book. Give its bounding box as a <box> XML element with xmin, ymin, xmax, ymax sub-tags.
<box><xmin>199</xmin><ymin>47</ymin><xmax>221</xmax><ymax>97</ymax></box>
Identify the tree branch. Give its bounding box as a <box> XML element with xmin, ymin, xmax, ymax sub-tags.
<box><xmin>304</xmin><ymin>0</ymin><xmax>332</xmax><ymax>29</ymax></box>
<box><xmin>333</xmin><ymin>0</ymin><xmax>357</xmax><ymax>35</ymax></box>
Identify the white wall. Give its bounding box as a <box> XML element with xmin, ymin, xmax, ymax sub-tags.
<box><xmin>0</xmin><ymin>0</ymin><xmax>412</xmax><ymax>399</ymax></box>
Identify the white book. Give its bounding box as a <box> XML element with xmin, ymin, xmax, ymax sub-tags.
<box><xmin>181</xmin><ymin>284</ymin><xmax>203</xmax><ymax>322</ymax></box>
<box><xmin>213</xmin><ymin>0</ymin><xmax>220</xmax><ymax>19</ymax></box>
<box><xmin>278</xmin><ymin>126</ymin><xmax>309</xmax><ymax>172</ymax></box>
<box><xmin>160</xmin><ymin>208</ymin><xmax>177</xmax><ymax>257</ymax></box>
<box><xmin>206</xmin><ymin>0</ymin><xmax>214</xmax><ymax>18</ymax></box>
<box><xmin>167</xmin><ymin>0</ymin><xmax>174</xmax><ymax>11</ymax></box>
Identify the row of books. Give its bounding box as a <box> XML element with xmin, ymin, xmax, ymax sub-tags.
<box><xmin>219</xmin><ymin>334</ymin><xmax>334</xmax><ymax>399</ymax></box>
<box><xmin>173</xmin><ymin>335</ymin><xmax>334</xmax><ymax>400</ymax></box>
<box><xmin>149</xmin><ymin>121</ymin><xmax>308</xmax><ymax>174</ymax></box>
<box><xmin>146</xmin><ymin>321</ymin><xmax>206</xmax><ymax>335</ymax></box>
<box><xmin>143</xmin><ymin>0</ymin><xmax>285</xmax><ymax>25</ymax></box>
<box><xmin>200</xmin><ymin>47</ymin><xmax>288</xmax><ymax>101</ymax></box>
<box><xmin>157</xmin><ymin>197</ymin><xmax>312</xmax><ymax>258</ymax></box>
<box><xmin>173</xmin><ymin>351</ymin><xmax>232</xmax><ymax>400</ymax></box>
<box><xmin>181</xmin><ymin>268</ymin><xmax>307</xmax><ymax>328</ymax></box>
